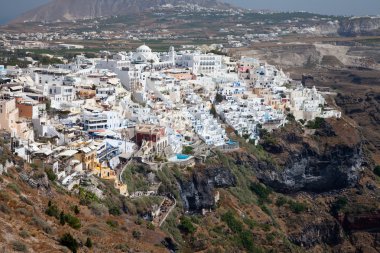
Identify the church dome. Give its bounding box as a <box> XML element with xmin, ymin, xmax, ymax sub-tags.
<box><xmin>136</xmin><ymin>44</ymin><xmax>152</xmax><ymax>53</ymax></box>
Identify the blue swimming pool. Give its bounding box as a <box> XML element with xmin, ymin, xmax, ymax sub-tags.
<box><xmin>176</xmin><ymin>154</ymin><xmax>190</xmax><ymax>160</ymax></box>
<box><xmin>227</xmin><ymin>140</ymin><xmax>237</xmax><ymax>145</ymax></box>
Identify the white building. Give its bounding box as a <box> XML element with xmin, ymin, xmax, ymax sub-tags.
<box><xmin>177</xmin><ymin>52</ymin><xmax>222</xmax><ymax>75</ymax></box>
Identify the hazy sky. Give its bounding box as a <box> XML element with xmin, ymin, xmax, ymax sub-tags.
<box><xmin>0</xmin><ymin>0</ymin><xmax>379</xmax><ymax>23</ymax></box>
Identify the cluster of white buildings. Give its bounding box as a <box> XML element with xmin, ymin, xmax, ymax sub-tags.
<box><xmin>0</xmin><ymin>43</ymin><xmax>340</xmax><ymax>197</ymax></box>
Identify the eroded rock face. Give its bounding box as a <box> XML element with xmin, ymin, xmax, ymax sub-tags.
<box><xmin>339</xmin><ymin>17</ymin><xmax>380</xmax><ymax>36</ymax></box>
<box><xmin>256</xmin><ymin>142</ymin><xmax>363</xmax><ymax>193</ymax></box>
<box><xmin>289</xmin><ymin>219</ymin><xmax>344</xmax><ymax>248</ymax></box>
<box><xmin>236</xmin><ymin>119</ymin><xmax>365</xmax><ymax>193</ymax></box>
<box><xmin>341</xmin><ymin>211</ymin><xmax>380</xmax><ymax>231</ymax></box>
<box><xmin>178</xmin><ymin>167</ymin><xmax>236</xmax><ymax>213</ymax></box>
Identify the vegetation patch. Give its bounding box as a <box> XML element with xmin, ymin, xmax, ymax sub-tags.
<box><xmin>373</xmin><ymin>165</ymin><xmax>380</xmax><ymax>177</ymax></box>
<box><xmin>60</xmin><ymin>233</ymin><xmax>79</xmax><ymax>253</ymax></box>
<box><xmin>306</xmin><ymin>117</ymin><xmax>325</xmax><ymax>129</ymax></box>
<box><xmin>221</xmin><ymin>211</ymin><xmax>262</xmax><ymax>252</ymax></box>
<box><xmin>178</xmin><ymin>216</ymin><xmax>196</xmax><ymax>234</ymax></box>
<box><xmin>250</xmin><ymin>182</ymin><xmax>273</xmax><ymax>204</ymax></box>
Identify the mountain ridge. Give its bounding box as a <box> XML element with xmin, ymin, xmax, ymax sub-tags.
<box><xmin>11</xmin><ymin>0</ymin><xmax>233</xmax><ymax>23</ymax></box>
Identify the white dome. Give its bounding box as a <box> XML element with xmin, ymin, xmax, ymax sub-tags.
<box><xmin>136</xmin><ymin>44</ymin><xmax>152</xmax><ymax>53</ymax></box>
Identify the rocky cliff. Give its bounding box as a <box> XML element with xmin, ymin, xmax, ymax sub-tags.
<box><xmin>178</xmin><ymin>167</ymin><xmax>236</xmax><ymax>213</ymax></box>
<box><xmin>339</xmin><ymin>17</ymin><xmax>380</xmax><ymax>36</ymax></box>
<box><xmin>12</xmin><ymin>0</ymin><xmax>231</xmax><ymax>23</ymax></box>
<box><xmin>233</xmin><ymin>119</ymin><xmax>365</xmax><ymax>193</ymax></box>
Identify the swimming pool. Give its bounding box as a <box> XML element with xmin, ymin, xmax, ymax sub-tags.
<box><xmin>227</xmin><ymin>140</ymin><xmax>237</xmax><ymax>145</ymax></box>
<box><xmin>169</xmin><ymin>154</ymin><xmax>193</xmax><ymax>163</ymax></box>
<box><xmin>176</xmin><ymin>154</ymin><xmax>190</xmax><ymax>160</ymax></box>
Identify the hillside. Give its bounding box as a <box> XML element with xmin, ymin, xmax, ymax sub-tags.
<box><xmin>1</xmin><ymin>115</ymin><xmax>380</xmax><ymax>252</ymax></box>
<box><xmin>11</xmin><ymin>0</ymin><xmax>232</xmax><ymax>23</ymax></box>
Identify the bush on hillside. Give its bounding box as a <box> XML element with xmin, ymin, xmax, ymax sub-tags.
<box><xmin>60</xmin><ymin>233</ymin><xmax>79</xmax><ymax>253</ymax></box>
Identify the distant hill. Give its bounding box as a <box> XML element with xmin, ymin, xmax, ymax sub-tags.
<box><xmin>338</xmin><ymin>17</ymin><xmax>380</xmax><ymax>36</ymax></box>
<box><xmin>11</xmin><ymin>0</ymin><xmax>233</xmax><ymax>23</ymax></box>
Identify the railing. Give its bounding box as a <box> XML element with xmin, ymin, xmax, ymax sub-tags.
<box><xmin>98</xmin><ymin>147</ymin><xmax>120</xmax><ymax>162</ymax></box>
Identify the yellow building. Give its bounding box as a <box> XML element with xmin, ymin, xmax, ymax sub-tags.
<box><xmin>114</xmin><ymin>179</ymin><xmax>129</xmax><ymax>197</ymax></box>
<box><xmin>93</xmin><ymin>161</ymin><xmax>116</xmax><ymax>180</ymax></box>
<box><xmin>69</xmin><ymin>140</ymin><xmax>98</xmax><ymax>171</ymax></box>
<box><xmin>75</xmin><ymin>147</ymin><xmax>97</xmax><ymax>171</ymax></box>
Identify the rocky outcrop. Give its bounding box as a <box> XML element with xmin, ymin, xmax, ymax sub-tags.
<box><xmin>235</xmin><ymin>119</ymin><xmax>365</xmax><ymax>193</ymax></box>
<box><xmin>289</xmin><ymin>219</ymin><xmax>344</xmax><ymax>248</ymax></box>
<box><xmin>12</xmin><ymin>0</ymin><xmax>232</xmax><ymax>23</ymax></box>
<box><xmin>339</xmin><ymin>17</ymin><xmax>380</xmax><ymax>36</ymax></box>
<box><xmin>256</xmin><ymin>142</ymin><xmax>363</xmax><ymax>193</ymax></box>
<box><xmin>341</xmin><ymin>211</ymin><xmax>380</xmax><ymax>231</ymax></box>
<box><xmin>178</xmin><ymin>167</ymin><xmax>236</xmax><ymax>213</ymax></box>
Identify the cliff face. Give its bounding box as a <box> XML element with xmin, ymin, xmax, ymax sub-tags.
<box><xmin>288</xmin><ymin>218</ymin><xmax>345</xmax><ymax>248</ymax></box>
<box><xmin>339</xmin><ymin>17</ymin><xmax>380</xmax><ymax>36</ymax></box>
<box><xmin>178</xmin><ymin>167</ymin><xmax>236</xmax><ymax>213</ymax></box>
<box><xmin>12</xmin><ymin>0</ymin><xmax>231</xmax><ymax>23</ymax></box>
<box><xmin>234</xmin><ymin>119</ymin><xmax>365</xmax><ymax>193</ymax></box>
<box><xmin>256</xmin><ymin>142</ymin><xmax>363</xmax><ymax>193</ymax></box>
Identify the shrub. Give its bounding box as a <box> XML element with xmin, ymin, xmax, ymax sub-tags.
<box><xmin>60</xmin><ymin>211</ymin><xmax>66</xmax><ymax>225</ymax></box>
<box><xmin>374</xmin><ymin>166</ymin><xmax>380</xmax><ymax>177</ymax></box>
<box><xmin>17</xmin><ymin>208</ymin><xmax>32</xmax><ymax>217</ymax></box>
<box><xmin>210</xmin><ymin>104</ymin><xmax>217</xmax><ymax>116</ymax></box>
<box><xmin>64</xmin><ymin>214</ymin><xmax>81</xmax><ymax>229</ymax></box>
<box><xmin>60</xmin><ymin>233</ymin><xmax>79</xmax><ymax>253</ymax></box>
<box><xmin>260</xmin><ymin>205</ymin><xmax>272</xmax><ymax>216</ymax></box>
<box><xmin>182</xmin><ymin>146</ymin><xmax>194</xmax><ymax>155</ymax></box>
<box><xmin>108</xmin><ymin>206</ymin><xmax>121</xmax><ymax>216</ymax></box>
<box><xmin>0</xmin><ymin>203</ymin><xmax>10</xmax><ymax>214</ymax></box>
<box><xmin>0</xmin><ymin>191</ymin><xmax>10</xmax><ymax>201</ymax></box>
<box><xmin>106</xmin><ymin>219</ymin><xmax>119</xmax><ymax>229</ymax></box>
<box><xmin>221</xmin><ymin>211</ymin><xmax>243</xmax><ymax>233</ymax></box>
<box><xmin>20</xmin><ymin>196</ymin><xmax>33</xmax><ymax>206</ymax></box>
<box><xmin>286</xmin><ymin>113</ymin><xmax>295</xmax><ymax>121</ymax></box>
<box><xmin>45</xmin><ymin>203</ymin><xmax>60</xmax><ymax>219</ymax></box>
<box><xmin>115</xmin><ymin>243</ymin><xmax>129</xmax><ymax>252</ymax></box>
<box><xmin>78</xmin><ymin>187</ymin><xmax>100</xmax><ymax>206</ymax></box>
<box><xmin>7</xmin><ymin>183</ymin><xmax>21</xmax><ymax>195</ymax></box>
<box><xmin>89</xmin><ymin>202</ymin><xmax>108</xmax><ymax>216</ymax></box>
<box><xmin>147</xmin><ymin>222</ymin><xmax>155</xmax><ymax>230</ymax></box>
<box><xmin>31</xmin><ymin>216</ymin><xmax>53</xmax><ymax>234</ymax></box>
<box><xmin>250</xmin><ymin>182</ymin><xmax>272</xmax><ymax>203</ymax></box>
<box><xmin>135</xmin><ymin>218</ymin><xmax>143</xmax><ymax>225</ymax></box>
<box><xmin>240</xmin><ymin>230</ymin><xmax>255</xmax><ymax>252</ymax></box>
<box><xmin>275</xmin><ymin>196</ymin><xmax>288</xmax><ymax>207</ymax></box>
<box><xmin>85</xmin><ymin>237</ymin><xmax>93</xmax><ymax>248</ymax></box>
<box><xmin>84</xmin><ymin>226</ymin><xmax>104</xmax><ymax>237</ymax></box>
<box><xmin>19</xmin><ymin>230</ymin><xmax>30</xmax><ymax>238</ymax></box>
<box><xmin>73</xmin><ymin>205</ymin><xmax>80</xmax><ymax>215</ymax></box>
<box><xmin>221</xmin><ymin>211</ymin><xmax>260</xmax><ymax>252</ymax></box>
<box><xmin>178</xmin><ymin>216</ymin><xmax>196</xmax><ymax>234</ymax></box>
<box><xmin>11</xmin><ymin>241</ymin><xmax>27</xmax><ymax>252</ymax></box>
<box><xmin>288</xmin><ymin>200</ymin><xmax>307</xmax><ymax>214</ymax></box>
<box><xmin>45</xmin><ymin>168</ymin><xmax>57</xmax><ymax>181</ymax></box>
<box><xmin>331</xmin><ymin>197</ymin><xmax>348</xmax><ymax>216</ymax></box>
<box><xmin>132</xmin><ymin>230</ymin><xmax>141</xmax><ymax>240</ymax></box>
<box><xmin>305</xmin><ymin>117</ymin><xmax>325</xmax><ymax>129</ymax></box>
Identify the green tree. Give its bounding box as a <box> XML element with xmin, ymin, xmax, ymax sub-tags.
<box><xmin>85</xmin><ymin>237</ymin><xmax>93</xmax><ymax>248</ymax></box>
<box><xmin>178</xmin><ymin>216</ymin><xmax>196</xmax><ymax>234</ymax></box>
<box><xmin>64</xmin><ymin>214</ymin><xmax>81</xmax><ymax>229</ymax></box>
<box><xmin>73</xmin><ymin>205</ymin><xmax>80</xmax><ymax>215</ymax></box>
<box><xmin>214</xmin><ymin>93</ymin><xmax>224</xmax><ymax>104</ymax></box>
<box><xmin>60</xmin><ymin>211</ymin><xmax>66</xmax><ymax>226</ymax></box>
<box><xmin>60</xmin><ymin>233</ymin><xmax>79</xmax><ymax>253</ymax></box>
<box><xmin>210</xmin><ymin>104</ymin><xmax>217</xmax><ymax>116</ymax></box>
<box><xmin>374</xmin><ymin>165</ymin><xmax>380</xmax><ymax>177</ymax></box>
